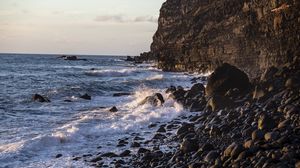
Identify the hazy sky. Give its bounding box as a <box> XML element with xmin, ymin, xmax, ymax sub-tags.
<box><xmin>0</xmin><ymin>0</ymin><xmax>165</xmax><ymax>55</ymax></box>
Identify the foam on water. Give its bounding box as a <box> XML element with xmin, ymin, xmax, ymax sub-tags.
<box><xmin>0</xmin><ymin>54</ymin><xmax>203</xmax><ymax>168</ymax></box>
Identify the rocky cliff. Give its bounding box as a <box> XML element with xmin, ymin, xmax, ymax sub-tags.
<box><xmin>144</xmin><ymin>0</ymin><xmax>300</xmax><ymax>77</ymax></box>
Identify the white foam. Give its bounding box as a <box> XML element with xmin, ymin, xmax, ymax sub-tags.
<box><xmin>85</xmin><ymin>68</ymin><xmax>136</xmax><ymax>77</ymax></box>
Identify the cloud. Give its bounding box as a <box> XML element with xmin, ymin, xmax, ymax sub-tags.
<box><xmin>94</xmin><ymin>15</ymin><xmax>158</xmax><ymax>23</ymax></box>
<box><xmin>133</xmin><ymin>16</ymin><xmax>157</xmax><ymax>23</ymax></box>
<box><xmin>94</xmin><ymin>14</ymin><xmax>125</xmax><ymax>23</ymax></box>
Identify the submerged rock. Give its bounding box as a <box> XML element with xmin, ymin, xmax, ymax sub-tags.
<box><xmin>80</xmin><ymin>93</ymin><xmax>91</xmax><ymax>100</ymax></box>
<box><xmin>109</xmin><ymin>106</ymin><xmax>118</xmax><ymax>112</ymax></box>
<box><xmin>32</xmin><ymin>94</ymin><xmax>50</xmax><ymax>103</ymax></box>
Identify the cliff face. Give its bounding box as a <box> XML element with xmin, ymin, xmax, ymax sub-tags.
<box><xmin>147</xmin><ymin>0</ymin><xmax>300</xmax><ymax>76</ymax></box>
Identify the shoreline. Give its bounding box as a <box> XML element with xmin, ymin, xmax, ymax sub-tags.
<box><xmin>82</xmin><ymin>59</ymin><xmax>300</xmax><ymax>167</ymax></box>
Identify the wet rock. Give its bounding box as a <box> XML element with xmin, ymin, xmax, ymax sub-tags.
<box><xmin>137</xmin><ymin>148</ymin><xmax>150</xmax><ymax>155</ymax></box>
<box><xmin>207</xmin><ymin>94</ymin><xmax>234</xmax><ymax>111</ymax></box>
<box><xmin>131</xmin><ymin>142</ymin><xmax>141</xmax><ymax>148</ymax></box>
<box><xmin>205</xmin><ymin>63</ymin><xmax>250</xmax><ymax>96</ymax></box>
<box><xmin>113</xmin><ymin>93</ymin><xmax>132</xmax><ymax>97</ymax></box>
<box><xmin>264</xmin><ymin>132</ymin><xmax>279</xmax><ymax>141</ymax></box>
<box><xmin>180</xmin><ymin>138</ymin><xmax>198</xmax><ymax>153</ymax></box>
<box><xmin>204</xmin><ymin>151</ymin><xmax>219</xmax><ymax>163</ymax></box>
<box><xmin>258</xmin><ymin>114</ymin><xmax>276</xmax><ymax>130</ymax></box>
<box><xmin>101</xmin><ymin>152</ymin><xmax>118</xmax><ymax>157</ymax></box>
<box><xmin>90</xmin><ymin>156</ymin><xmax>102</xmax><ymax>162</ymax></box>
<box><xmin>176</xmin><ymin>123</ymin><xmax>194</xmax><ymax>136</ymax></box>
<box><xmin>200</xmin><ymin>143</ymin><xmax>214</xmax><ymax>152</ymax></box>
<box><xmin>119</xmin><ymin>150</ymin><xmax>131</xmax><ymax>157</ymax></box>
<box><xmin>278</xmin><ymin>119</ymin><xmax>290</xmax><ymax>129</ymax></box>
<box><xmin>32</xmin><ymin>94</ymin><xmax>50</xmax><ymax>103</ymax></box>
<box><xmin>80</xmin><ymin>93</ymin><xmax>91</xmax><ymax>100</ymax></box>
<box><xmin>224</xmin><ymin>143</ymin><xmax>237</xmax><ymax>157</ymax></box>
<box><xmin>152</xmin><ymin>133</ymin><xmax>167</xmax><ymax>140</ymax></box>
<box><xmin>139</xmin><ymin>93</ymin><xmax>165</xmax><ymax>106</ymax></box>
<box><xmin>55</xmin><ymin>154</ymin><xmax>63</xmax><ymax>158</ymax></box>
<box><xmin>157</xmin><ymin>126</ymin><xmax>166</xmax><ymax>133</ymax></box>
<box><xmin>109</xmin><ymin>106</ymin><xmax>118</xmax><ymax>112</ymax></box>
<box><xmin>252</xmin><ymin>129</ymin><xmax>265</xmax><ymax>141</ymax></box>
<box><xmin>165</xmin><ymin>85</ymin><xmax>176</xmax><ymax>94</ymax></box>
<box><xmin>230</xmin><ymin>144</ymin><xmax>244</xmax><ymax>159</ymax></box>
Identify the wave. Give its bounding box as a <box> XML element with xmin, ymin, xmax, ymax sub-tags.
<box><xmin>84</xmin><ymin>68</ymin><xmax>137</xmax><ymax>77</ymax></box>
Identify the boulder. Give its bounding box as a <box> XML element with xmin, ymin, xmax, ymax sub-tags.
<box><xmin>206</xmin><ymin>63</ymin><xmax>250</xmax><ymax>96</ymax></box>
<box><xmin>207</xmin><ymin>94</ymin><xmax>234</xmax><ymax>111</ymax></box>
<box><xmin>125</xmin><ymin>56</ymin><xmax>135</xmax><ymax>61</ymax></box>
<box><xmin>139</xmin><ymin>93</ymin><xmax>165</xmax><ymax>106</ymax></box>
<box><xmin>180</xmin><ymin>138</ymin><xmax>198</xmax><ymax>153</ymax></box>
<box><xmin>32</xmin><ymin>94</ymin><xmax>50</xmax><ymax>103</ymax></box>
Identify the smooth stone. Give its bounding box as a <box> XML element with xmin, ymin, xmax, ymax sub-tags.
<box><xmin>258</xmin><ymin>114</ymin><xmax>276</xmax><ymax>130</ymax></box>
<box><xmin>264</xmin><ymin>132</ymin><xmax>279</xmax><ymax>141</ymax></box>
<box><xmin>204</xmin><ymin>151</ymin><xmax>219</xmax><ymax>163</ymax></box>
<box><xmin>252</xmin><ymin>129</ymin><xmax>265</xmax><ymax>141</ymax></box>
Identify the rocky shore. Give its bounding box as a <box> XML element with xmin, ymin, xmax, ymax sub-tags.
<box><xmin>78</xmin><ymin>56</ymin><xmax>300</xmax><ymax>168</ymax></box>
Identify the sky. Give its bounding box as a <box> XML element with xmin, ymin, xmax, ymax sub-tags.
<box><xmin>0</xmin><ymin>0</ymin><xmax>165</xmax><ymax>55</ymax></box>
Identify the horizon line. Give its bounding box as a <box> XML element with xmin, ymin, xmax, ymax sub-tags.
<box><xmin>0</xmin><ymin>52</ymin><xmax>141</xmax><ymax>57</ymax></box>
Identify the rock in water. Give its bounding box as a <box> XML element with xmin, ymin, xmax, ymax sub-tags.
<box><xmin>139</xmin><ymin>93</ymin><xmax>165</xmax><ymax>106</ymax></box>
<box><xmin>80</xmin><ymin>93</ymin><xmax>91</xmax><ymax>100</ymax></box>
<box><xmin>32</xmin><ymin>94</ymin><xmax>50</xmax><ymax>103</ymax></box>
<box><xmin>109</xmin><ymin>106</ymin><xmax>118</xmax><ymax>112</ymax></box>
<box><xmin>205</xmin><ymin>63</ymin><xmax>250</xmax><ymax>96</ymax></box>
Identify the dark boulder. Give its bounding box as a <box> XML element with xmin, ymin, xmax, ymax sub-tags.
<box><xmin>139</xmin><ymin>93</ymin><xmax>165</xmax><ymax>106</ymax></box>
<box><xmin>80</xmin><ymin>94</ymin><xmax>91</xmax><ymax>100</ymax></box>
<box><xmin>206</xmin><ymin>63</ymin><xmax>251</xmax><ymax>96</ymax></box>
<box><xmin>109</xmin><ymin>106</ymin><xmax>118</xmax><ymax>112</ymax></box>
<box><xmin>32</xmin><ymin>94</ymin><xmax>50</xmax><ymax>103</ymax></box>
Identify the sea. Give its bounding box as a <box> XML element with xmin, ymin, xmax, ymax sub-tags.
<box><xmin>0</xmin><ymin>54</ymin><xmax>201</xmax><ymax>168</ymax></box>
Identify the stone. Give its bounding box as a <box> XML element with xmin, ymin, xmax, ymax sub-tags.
<box><xmin>131</xmin><ymin>142</ymin><xmax>141</xmax><ymax>148</ymax></box>
<box><xmin>137</xmin><ymin>148</ymin><xmax>150</xmax><ymax>154</ymax></box>
<box><xmin>157</xmin><ymin>126</ymin><xmax>166</xmax><ymax>133</ymax></box>
<box><xmin>207</xmin><ymin>94</ymin><xmax>234</xmax><ymax>111</ymax></box>
<box><xmin>180</xmin><ymin>138</ymin><xmax>198</xmax><ymax>153</ymax></box>
<box><xmin>55</xmin><ymin>154</ymin><xmax>63</xmax><ymax>158</ymax></box>
<box><xmin>176</xmin><ymin>123</ymin><xmax>194</xmax><ymax>136</ymax></box>
<box><xmin>205</xmin><ymin>63</ymin><xmax>250</xmax><ymax>96</ymax></box>
<box><xmin>109</xmin><ymin>106</ymin><xmax>118</xmax><ymax>112</ymax></box>
<box><xmin>200</xmin><ymin>143</ymin><xmax>214</xmax><ymax>152</ymax></box>
<box><xmin>244</xmin><ymin>140</ymin><xmax>254</xmax><ymax>149</ymax></box>
<box><xmin>258</xmin><ymin>114</ymin><xmax>276</xmax><ymax>130</ymax></box>
<box><xmin>101</xmin><ymin>152</ymin><xmax>118</xmax><ymax>157</ymax></box>
<box><xmin>264</xmin><ymin>132</ymin><xmax>279</xmax><ymax>141</ymax></box>
<box><xmin>119</xmin><ymin>150</ymin><xmax>131</xmax><ymax>157</ymax></box>
<box><xmin>32</xmin><ymin>94</ymin><xmax>50</xmax><ymax>103</ymax></box>
<box><xmin>230</xmin><ymin>144</ymin><xmax>244</xmax><ymax>159</ymax></box>
<box><xmin>253</xmin><ymin>86</ymin><xmax>266</xmax><ymax>100</ymax></box>
<box><xmin>252</xmin><ymin>129</ymin><xmax>265</xmax><ymax>141</ymax></box>
<box><xmin>80</xmin><ymin>93</ymin><xmax>91</xmax><ymax>100</ymax></box>
<box><xmin>224</xmin><ymin>143</ymin><xmax>237</xmax><ymax>157</ymax></box>
<box><xmin>90</xmin><ymin>155</ymin><xmax>102</xmax><ymax>162</ymax></box>
<box><xmin>204</xmin><ymin>151</ymin><xmax>219</xmax><ymax>163</ymax></box>
<box><xmin>113</xmin><ymin>93</ymin><xmax>132</xmax><ymax>97</ymax></box>
<box><xmin>278</xmin><ymin>119</ymin><xmax>290</xmax><ymax>129</ymax></box>
<box><xmin>139</xmin><ymin>93</ymin><xmax>165</xmax><ymax>106</ymax></box>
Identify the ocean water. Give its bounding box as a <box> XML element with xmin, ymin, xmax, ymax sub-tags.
<box><xmin>0</xmin><ymin>54</ymin><xmax>198</xmax><ymax>168</ymax></box>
